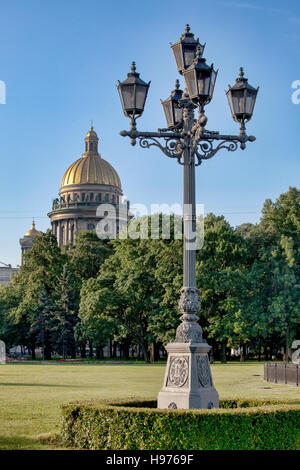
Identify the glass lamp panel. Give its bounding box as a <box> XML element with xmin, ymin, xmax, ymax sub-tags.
<box><xmin>184</xmin><ymin>69</ymin><xmax>197</xmax><ymax>98</ymax></box>
<box><xmin>209</xmin><ymin>70</ymin><xmax>217</xmax><ymax>99</ymax></box>
<box><xmin>174</xmin><ymin>106</ymin><xmax>183</xmax><ymax>125</ymax></box>
<box><xmin>172</xmin><ymin>44</ymin><xmax>184</xmax><ymax>71</ymax></box>
<box><xmin>135</xmin><ymin>84</ymin><xmax>147</xmax><ymax>113</ymax></box>
<box><xmin>232</xmin><ymin>89</ymin><xmax>245</xmax><ymax>115</ymax></box>
<box><xmin>204</xmin><ymin>75</ymin><xmax>210</xmax><ymax>95</ymax></box>
<box><xmin>227</xmin><ymin>91</ymin><xmax>235</xmax><ymax>116</ymax></box>
<box><xmin>120</xmin><ymin>85</ymin><xmax>134</xmax><ymax>112</ymax></box>
<box><xmin>245</xmin><ymin>89</ymin><xmax>256</xmax><ymax>115</ymax></box>
<box><xmin>183</xmin><ymin>46</ymin><xmax>196</xmax><ymax>68</ymax></box>
<box><xmin>162</xmin><ymin>101</ymin><xmax>174</xmax><ymax>127</ymax></box>
<box><xmin>197</xmin><ymin>73</ymin><xmax>210</xmax><ymax>97</ymax></box>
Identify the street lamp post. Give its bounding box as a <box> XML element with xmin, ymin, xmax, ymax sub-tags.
<box><xmin>118</xmin><ymin>25</ymin><xmax>258</xmax><ymax>410</ymax></box>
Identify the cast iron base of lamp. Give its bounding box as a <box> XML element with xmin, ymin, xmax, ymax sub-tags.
<box><xmin>157</xmin><ymin>341</ymin><xmax>219</xmax><ymax>410</ymax></box>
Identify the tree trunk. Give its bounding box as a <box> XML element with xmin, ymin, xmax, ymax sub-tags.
<box><xmin>70</xmin><ymin>338</ymin><xmax>76</xmax><ymax>359</ymax></box>
<box><xmin>62</xmin><ymin>343</ymin><xmax>67</xmax><ymax>359</ymax></box>
<box><xmin>140</xmin><ymin>342</ymin><xmax>149</xmax><ymax>363</ymax></box>
<box><xmin>221</xmin><ymin>341</ymin><xmax>227</xmax><ymax>363</ymax></box>
<box><xmin>80</xmin><ymin>342</ymin><xmax>86</xmax><ymax>358</ymax></box>
<box><xmin>89</xmin><ymin>340</ymin><xmax>93</xmax><ymax>359</ymax></box>
<box><xmin>240</xmin><ymin>344</ymin><xmax>246</xmax><ymax>362</ymax></box>
<box><xmin>43</xmin><ymin>335</ymin><xmax>52</xmax><ymax>360</ymax></box>
<box><xmin>264</xmin><ymin>345</ymin><xmax>269</xmax><ymax>361</ymax></box>
<box><xmin>258</xmin><ymin>337</ymin><xmax>262</xmax><ymax>361</ymax></box>
<box><xmin>123</xmin><ymin>339</ymin><xmax>129</xmax><ymax>360</ymax></box>
<box><xmin>285</xmin><ymin>327</ymin><xmax>289</xmax><ymax>363</ymax></box>
<box><xmin>31</xmin><ymin>339</ymin><xmax>36</xmax><ymax>360</ymax></box>
<box><xmin>150</xmin><ymin>342</ymin><xmax>155</xmax><ymax>363</ymax></box>
<box><xmin>109</xmin><ymin>339</ymin><xmax>112</xmax><ymax>358</ymax></box>
<box><xmin>149</xmin><ymin>342</ymin><xmax>160</xmax><ymax>362</ymax></box>
<box><xmin>155</xmin><ymin>342</ymin><xmax>161</xmax><ymax>361</ymax></box>
<box><xmin>96</xmin><ymin>347</ymin><xmax>103</xmax><ymax>360</ymax></box>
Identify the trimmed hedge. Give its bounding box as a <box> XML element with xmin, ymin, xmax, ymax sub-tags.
<box><xmin>60</xmin><ymin>398</ymin><xmax>300</xmax><ymax>450</ymax></box>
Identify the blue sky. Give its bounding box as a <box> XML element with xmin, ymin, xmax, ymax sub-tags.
<box><xmin>0</xmin><ymin>0</ymin><xmax>299</xmax><ymax>266</ymax></box>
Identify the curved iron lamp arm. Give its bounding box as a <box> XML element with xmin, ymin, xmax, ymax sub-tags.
<box><xmin>120</xmin><ymin>128</ymin><xmax>255</xmax><ymax>166</ymax></box>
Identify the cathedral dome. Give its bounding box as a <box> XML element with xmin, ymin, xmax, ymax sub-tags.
<box><xmin>60</xmin><ymin>127</ymin><xmax>122</xmax><ymax>190</ymax></box>
<box><xmin>24</xmin><ymin>221</ymin><xmax>40</xmax><ymax>237</ymax></box>
<box><xmin>48</xmin><ymin>126</ymin><xmax>129</xmax><ymax>249</ymax></box>
<box><xmin>60</xmin><ymin>155</ymin><xmax>121</xmax><ymax>189</ymax></box>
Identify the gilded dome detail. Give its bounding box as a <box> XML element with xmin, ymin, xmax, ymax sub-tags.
<box><xmin>24</xmin><ymin>221</ymin><xmax>40</xmax><ymax>237</ymax></box>
<box><xmin>60</xmin><ymin>127</ymin><xmax>122</xmax><ymax>190</ymax></box>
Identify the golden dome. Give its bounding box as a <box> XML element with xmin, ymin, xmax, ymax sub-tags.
<box><xmin>60</xmin><ymin>127</ymin><xmax>122</xmax><ymax>190</ymax></box>
<box><xmin>25</xmin><ymin>221</ymin><xmax>40</xmax><ymax>237</ymax></box>
<box><xmin>85</xmin><ymin>126</ymin><xmax>98</xmax><ymax>140</ymax></box>
<box><xmin>60</xmin><ymin>154</ymin><xmax>121</xmax><ymax>189</ymax></box>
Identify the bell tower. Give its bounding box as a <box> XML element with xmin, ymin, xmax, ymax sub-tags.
<box><xmin>84</xmin><ymin>126</ymin><xmax>99</xmax><ymax>155</ymax></box>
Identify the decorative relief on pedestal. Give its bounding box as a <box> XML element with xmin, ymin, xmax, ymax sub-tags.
<box><xmin>174</xmin><ymin>287</ymin><xmax>203</xmax><ymax>343</ymax></box>
<box><xmin>168</xmin><ymin>402</ymin><xmax>177</xmax><ymax>409</ymax></box>
<box><xmin>178</xmin><ymin>287</ymin><xmax>201</xmax><ymax>315</ymax></box>
<box><xmin>175</xmin><ymin>322</ymin><xmax>202</xmax><ymax>343</ymax></box>
<box><xmin>167</xmin><ymin>357</ymin><xmax>189</xmax><ymax>387</ymax></box>
<box><xmin>196</xmin><ymin>354</ymin><xmax>212</xmax><ymax>388</ymax></box>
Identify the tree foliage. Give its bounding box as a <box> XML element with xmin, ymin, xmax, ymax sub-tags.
<box><xmin>0</xmin><ymin>188</ymin><xmax>299</xmax><ymax>361</ymax></box>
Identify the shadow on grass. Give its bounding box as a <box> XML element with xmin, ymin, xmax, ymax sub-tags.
<box><xmin>0</xmin><ymin>435</ymin><xmax>45</xmax><ymax>450</ymax></box>
<box><xmin>0</xmin><ymin>383</ymin><xmax>93</xmax><ymax>388</ymax></box>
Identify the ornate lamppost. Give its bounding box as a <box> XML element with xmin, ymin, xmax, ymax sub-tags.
<box><xmin>117</xmin><ymin>25</ymin><xmax>258</xmax><ymax>410</ymax></box>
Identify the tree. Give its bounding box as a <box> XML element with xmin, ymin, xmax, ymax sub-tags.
<box><xmin>52</xmin><ymin>264</ymin><xmax>78</xmax><ymax>358</ymax></box>
<box><xmin>237</xmin><ymin>188</ymin><xmax>300</xmax><ymax>360</ymax></box>
<box><xmin>259</xmin><ymin>187</ymin><xmax>300</xmax><ymax>359</ymax></box>
<box><xmin>196</xmin><ymin>214</ymin><xmax>251</xmax><ymax>362</ymax></box>
<box><xmin>66</xmin><ymin>231</ymin><xmax>112</xmax><ymax>281</ymax></box>
<box><xmin>0</xmin><ymin>283</ymin><xmax>29</xmax><ymax>353</ymax></box>
<box><xmin>80</xmin><ymin>215</ymin><xmax>184</xmax><ymax>362</ymax></box>
<box><xmin>30</xmin><ymin>287</ymin><xmax>56</xmax><ymax>360</ymax></box>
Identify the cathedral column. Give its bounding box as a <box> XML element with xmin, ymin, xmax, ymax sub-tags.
<box><xmin>66</xmin><ymin>219</ymin><xmax>69</xmax><ymax>244</ymax></box>
<box><xmin>59</xmin><ymin>221</ymin><xmax>63</xmax><ymax>247</ymax></box>
<box><xmin>70</xmin><ymin>220</ymin><xmax>74</xmax><ymax>244</ymax></box>
<box><xmin>54</xmin><ymin>221</ymin><xmax>58</xmax><ymax>239</ymax></box>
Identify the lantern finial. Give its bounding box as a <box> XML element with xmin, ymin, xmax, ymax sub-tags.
<box><xmin>195</xmin><ymin>44</ymin><xmax>202</xmax><ymax>60</ymax></box>
<box><xmin>185</xmin><ymin>24</ymin><xmax>191</xmax><ymax>33</ymax></box>
<box><xmin>239</xmin><ymin>67</ymin><xmax>244</xmax><ymax>79</ymax></box>
<box><xmin>175</xmin><ymin>79</ymin><xmax>180</xmax><ymax>90</ymax></box>
<box><xmin>131</xmin><ymin>61</ymin><xmax>136</xmax><ymax>73</ymax></box>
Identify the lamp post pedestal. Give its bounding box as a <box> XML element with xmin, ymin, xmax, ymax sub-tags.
<box><xmin>157</xmin><ymin>341</ymin><xmax>219</xmax><ymax>410</ymax></box>
<box><xmin>157</xmin><ymin>286</ymin><xmax>219</xmax><ymax>410</ymax></box>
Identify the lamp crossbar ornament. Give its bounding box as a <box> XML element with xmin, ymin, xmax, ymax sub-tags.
<box><xmin>117</xmin><ymin>25</ymin><xmax>258</xmax><ymax>410</ymax></box>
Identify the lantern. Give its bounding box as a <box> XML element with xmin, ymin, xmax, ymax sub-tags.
<box><xmin>170</xmin><ymin>24</ymin><xmax>205</xmax><ymax>74</ymax></box>
<box><xmin>226</xmin><ymin>67</ymin><xmax>259</xmax><ymax>123</ymax></box>
<box><xmin>182</xmin><ymin>46</ymin><xmax>218</xmax><ymax>105</ymax></box>
<box><xmin>161</xmin><ymin>80</ymin><xmax>183</xmax><ymax>128</ymax></box>
<box><xmin>117</xmin><ymin>62</ymin><xmax>150</xmax><ymax>119</ymax></box>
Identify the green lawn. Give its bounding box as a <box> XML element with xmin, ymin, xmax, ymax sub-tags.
<box><xmin>0</xmin><ymin>361</ymin><xmax>299</xmax><ymax>450</ymax></box>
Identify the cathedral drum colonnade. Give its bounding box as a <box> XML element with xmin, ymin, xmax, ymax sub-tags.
<box><xmin>19</xmin><ymin>221</ymin><xmax>41</xmax><ymax>265</ymax></box>
<box><xmin>48</xmin><ymin>127</ymin><xmax>130</xmax><ymax>246</ymax></box>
